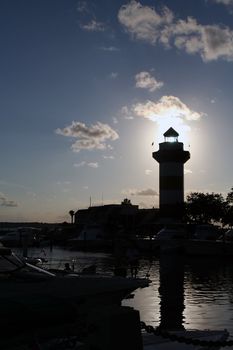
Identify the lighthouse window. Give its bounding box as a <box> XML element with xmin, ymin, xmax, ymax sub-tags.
<box><xmin>165</xmin><ymin>136</ymin><xmax>178</xmax><ymax>142</ymax></box>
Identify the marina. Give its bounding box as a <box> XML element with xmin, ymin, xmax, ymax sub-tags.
<box><xmin>3</xmin><ymin>245</ymin><xmax>233</xmax><ymax>349</ymax></box>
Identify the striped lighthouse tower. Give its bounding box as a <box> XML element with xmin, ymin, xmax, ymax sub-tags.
<box><xmin>153</xmin><ymin>127</ymin><xmax>190</xmax><ymax>221</ymax></box>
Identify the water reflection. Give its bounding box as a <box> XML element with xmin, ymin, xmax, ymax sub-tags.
<box><xmin>159</xmin><ymin>254</ymin><xmax>185</xmax><ymax>330</ymax></box>
<box><xmin>184</xmin><ymin>257</ymin><xmax>233</xmax><ymax>334</ymax></box>
<box><xmin>11</xmin><ymin>246</ymin><xmax>233</xmax><ymax>337</ymax></box>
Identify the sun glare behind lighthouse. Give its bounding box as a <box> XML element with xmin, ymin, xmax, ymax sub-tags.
<box><xmin>157</xmin><ymin>116</ymin><xmax>190</xmax><ymax>146</ymax></box>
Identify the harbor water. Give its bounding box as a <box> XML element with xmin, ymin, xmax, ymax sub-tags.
<box><xmin>13</xmin><ymin>246</ymin><xmax>233</xmax><ymax>341</ymax></box>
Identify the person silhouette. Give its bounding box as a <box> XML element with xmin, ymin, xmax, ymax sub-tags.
<box><xmin>126</xmin><ymin>243</ymin><xmax>139</xmax><ymax>278</ymax></box>
<box><xmin>64</xmin><ymin>262</ymin><xmax>72</xmax><ymax>272</ymax></box>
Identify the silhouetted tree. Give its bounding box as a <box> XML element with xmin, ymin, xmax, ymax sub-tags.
<box><xmin>185</xmin><ymin>192</ymin><xmax>225</xmax><ymax>224</ymax></box>
<box><xmin>226</xmin><ymin>187</ymin><xmax>233</xmax><ymax>205</ymax></box>
<box><xmin>222</xmin><ymin>206</ymin><xmax>233</xmax><ymax>228</ymax></box>
<box><xmin>121</xmin><ymin>198</ymin><xmax>132</xmax><ymax>205</ymax></box>
<box><xmin>69</xmin><ymin>210</ymin><xmax>75</xmax><ymax>224</ymax></box>
<box><xmin>223</xmin><ymin>188</ymin><xmax>233</xmax><ymax>227</ymax></box>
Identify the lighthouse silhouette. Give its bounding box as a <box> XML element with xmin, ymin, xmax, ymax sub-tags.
<box><xmin>153</xmin><ymin>127</ymin><xmax>190</xmax><ymax>221</ymax></box>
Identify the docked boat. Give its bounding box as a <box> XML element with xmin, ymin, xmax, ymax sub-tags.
<box><xmin>154</xmin><ymin>224</ymin><xmax>187</xmax><ymax>253</ymax></box>
<box><xmin>0</xmin><ymin>226</ymin><xmax>40</xmax><ymax>247</ymax></box>
<box><xmin>67</xmin><ymin>224</ymin><xmax>113</xmax><ymax>250</ymax></box>
<box><xmin>153</xmin><ymin>224</ymin><xmax>233</xmax><ymax>256</ymax></box>
<box><xmin>0</xmin><ymin>243</ymin><xmax>149</xmax><ymax>347</ymax></box>
<box><xmin>185</xmin><ymin>225</ymin><xmax>233</xmax><ymax>256</ymax></box>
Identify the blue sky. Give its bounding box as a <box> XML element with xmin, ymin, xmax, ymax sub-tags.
<box><xmin>1</xmin><ymin>0</ymin><xmax>233</xmax><ymax>222</ymax></box>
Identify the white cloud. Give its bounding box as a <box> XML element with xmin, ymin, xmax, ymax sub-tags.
<box><xmin>88</xmin><ymin>162</ymin><xmax>99</xmax><ymax>168</ymax></box>
<box><xmin>122</xmin><ymin>188</ymin><xmax>158</xmax><ymax>196</ymax></box>
<box><xmin>80</xmin><ymin>20</ymin><xmax>106</xmax><ymax>32</ymax></box>
<box><xmin>77</xmin><ymin>1</ymin><xmax>88</xmax><ymax>13</ymax></box>
<box><xmin>74</xmin><ymin>161</ymin><xmax>99</xmax><ymax>168</ymax></box>
<box><xmin>127</xmin><ymin>95</ymin><xmax>204</xmax><ymax>141</ymax></box>
<box><xmin>74</xmin><ymin>161</ymin><xmax>86</xmax><ymax>167</ymax></box>
<box><xmin>103</xmin><ymin>155</ymin><xmax>114</xmax><ymax>159</ymax></box>
<box><xmin>118</xmin><ymin>1</ymin><xmax>233</xmax><ymax>61</ymax></box>
<box><xmin>56</xmin><ymin>181</ymin><xmax>71</xmax><ymax>185</ymax></box>
<box><xmin>173</xmin><ymin>20</ymin><xmax>233</xmax><ymax>62</ymax></box>
<box><xmin>213</xmin><ymin>0</ymin><xmax>233</xmax><ymax>5</ymax></box>
<box><xmin>0</xmin><ymin>192</ymin><xmax>18</xmax><ymax>207</ymax></box>
<box><xmin>112</xmin><ymin>117</ymin><xmax>118</xmax><ymax>124</ymax></box>
<box><xmin>132</xmin><ymin>95</ymin><xmax>203</xmax><ymax>122</ymax></box>
<box><xmin>118</xmin><ymin>1</ymin><xmax>173</xmax><ymax>44</ymax></box>
<box><xmin>56</xmin><ymin>121</ymin><xmax>119</xmax><ymax>152</ymax></box>
<box><xmin>121</xmin><ymin>106</ymin><xmax>134</xmax><ymax>120</ymax></box>
<box><xmin>109</xmin><ymin>72</ymin><xmax>118</xmax><ymax>79</ymax></box>
<box><xmin>145</xmin><ymin>169</ymin><xmax>152</xmax><ymax>175</ymax></box>
<box><xmin>100</xmin><ymin>46</ymin><xmax>120</xmax><ymax>51</ymax></box>
<box><xmin>135</xmin><ymin>71</ymin><xmax>164</xmax><ymax>91</ymax></box>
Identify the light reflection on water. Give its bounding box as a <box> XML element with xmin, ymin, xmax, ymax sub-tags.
<box><xmin>13</xmin><ymin>246</ymin><xmax>233</xmax><ymax>338</ymax></box>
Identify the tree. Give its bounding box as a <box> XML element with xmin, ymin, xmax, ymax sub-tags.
<box><xmin>185</xmin><ymin>192</ymin><xmax>225</xmax><ymax>225</ymax></box>
<box><xmin>226</xmin><ymin>187</ymin><xmax>233</xmax><ymax>205</ymax></box>
<box><xmin>121</xmin><ymin>198</ymin><xmax>132</xmax><ymax>205</ymax></box>
<box><xmin>222</xmin><ymin>205</ymin><xmax>233</xmax><ymax>228</ymax></box>
<box><xmin>69</xmin><ymin>210</ymin><xmax>75</xmax><ymax>224</ymax></box>
<box><xmin>223</xmin><ymin>188</ymin><xmax>233</xmax><ymax>227</ymax></box>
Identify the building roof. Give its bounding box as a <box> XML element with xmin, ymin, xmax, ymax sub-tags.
<box><xmin>163</xmin><ymin>127</ymin><xmax>179</xmax><ymax>137</ymax></box>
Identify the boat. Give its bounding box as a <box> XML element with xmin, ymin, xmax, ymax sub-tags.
<box><xmin>0</xmin><ymin>243</ymin><xmax>150</xmax><ymax>347</ymax></box>
<box><xmin>153</xmin><ymin>224</ymin><xmax>233</xmax><ymax>256</ymax></box>
<box><xmin>154</xmin><ymin>224</ymin><xmax>187</xmax><ymax>253</ymax></box>
<box><xmin>0</xmin><ymin>226</ymin><xmax>40</xmax><ymax>247</ymax></box>
<box><xmin>185</xmin><ymin>224</ymin><xmax>232</xmax><ymax>256</ymax></box>
<box><xmin>192</xmin><ymin>224</ymin><xmax>221</xmax><ymax>240</ymax></box>
<box><xmin>1</xmin><ymin>244</ymin><xmax>230</xmax><ymax>349</ymax></box>
<box><xmin>67</xmin><ymin>224</ymin><xmax>113</xmax><ymax>251</ymax></box>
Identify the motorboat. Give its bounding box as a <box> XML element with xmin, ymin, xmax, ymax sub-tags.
<box><xmin>185</xmin><ymin>225</ymin><xmax>231</xmax><ymax>256</ymax></box>
<box><xmin>192</xmin><ymin>224</ymin><xmax>221</xmax><ymax>240</ymax></box>
<box><xmin>67</xmin><ymin>224</ymin><xmax>113</xmax><ymax>250</ymax></box>
<box><xmin>154</xmin><ymin>224</ymin><xmax>187</xmax><ymax>253</ymax></box>
<box><xmin>0</xmin><ymin>243</ymin><xmax>150</xmax><ymax>346</ymax></box>
<box><xmin>153</xmin><ymin>224</ymin><xmax>233</xmax><ymax>256</ymax></box>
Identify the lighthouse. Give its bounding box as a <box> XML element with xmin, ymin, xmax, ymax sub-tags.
<box><xmin>153</xmin><ymin>127</ymin><xmax>190</xmax><ymax>221</ymax></box>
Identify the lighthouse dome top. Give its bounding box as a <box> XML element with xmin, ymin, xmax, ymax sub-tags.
<box><xmin>163</xmin><ymin>127</ymin><xmax>179</xmax><ymax>142</ymax></box>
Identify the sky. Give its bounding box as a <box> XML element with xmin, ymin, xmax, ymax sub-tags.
<box><xmin>1</xmin><ymin>0</ymin><xmax>233</xmax><ymax>222</ymax></box>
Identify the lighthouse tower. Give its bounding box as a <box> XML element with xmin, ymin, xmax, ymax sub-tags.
<box><xmin>153</xmin><ymin>127</ymin><xmax>190</xmax><ymax>221</ymax></box>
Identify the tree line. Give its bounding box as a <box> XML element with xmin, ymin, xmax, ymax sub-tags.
<box><xmin>185</xmin><ymin>187</ymin><xmax>233</xmax><ymax>227</ymax></box>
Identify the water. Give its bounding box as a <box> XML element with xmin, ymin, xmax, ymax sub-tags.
<box><xmin>13</xmin><ymin>246</ymin><xmax>233</xmax><ymax>341</ymax></box>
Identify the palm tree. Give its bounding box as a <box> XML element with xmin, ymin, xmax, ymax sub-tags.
<box><xmin>69</xmin><ymin>210</ymin><xmax>75</xmax><ymax>224</ymax></box>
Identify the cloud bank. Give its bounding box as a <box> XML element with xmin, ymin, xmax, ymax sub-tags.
<box><xmin>56</xmin><ymin>121</ymin><xmax>119</xmax><ymax>152</ymax></box>
<box><xmin>118</xmin><ymin>1</ymin><xmax>233</xmax><ymax>61</ymax></box>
